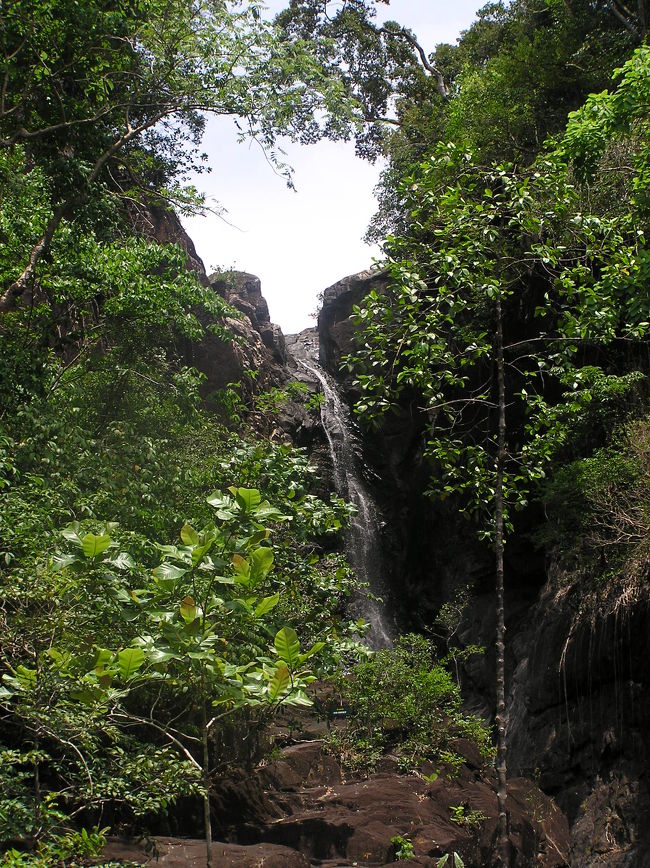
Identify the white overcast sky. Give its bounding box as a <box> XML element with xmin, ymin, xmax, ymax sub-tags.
<box><xmin>183</xmin><ymin>0</ymin><xmax>484</xmax><ymax>334</ymax></box>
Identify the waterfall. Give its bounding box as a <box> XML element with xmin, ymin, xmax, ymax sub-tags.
<box><xmin>298</xmin><ymin>358</ymin><xmax>394</xmax><ymax>649</ymax></box>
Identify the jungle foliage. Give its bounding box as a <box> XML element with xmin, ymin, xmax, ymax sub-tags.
<box><xmin>2</xmin><ymin>0</ymin><xmax>650</xmax><ymax>865</ymax></box>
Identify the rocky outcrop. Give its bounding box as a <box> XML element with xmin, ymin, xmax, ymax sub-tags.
<box><xmin>210</xmin><ymin>271</ymin><xmax>288</xmax><ymax>366</ymax></box>
<box><xmin>317</xmin><ymin>269</ymin><xmax>390</xmax><ymax>375</ymax></box>
<box><xmin>102</xmin><ymin>735</ymin><xmax>567</xmax><ymax>866</ymax></box>
<box><xmin>185</xmin><ymin>270</ymin><xmax>288</xmax><ymax>401</ymax></box>
<box><xmin>132</xmin><ymin>203</ymin><xmax>289</xmax><ymax>402</ymax></box>
<box><xmin>129</xmin><ymin>202</ymin><xmax>209</xmax><ymax>284</ymax></box>
<box><xmin>235</xmin><ymin>739</ymin><xmax>568</xmax><ymax>867</ymax></box>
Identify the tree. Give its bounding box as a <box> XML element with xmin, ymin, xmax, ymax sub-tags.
<box><xmin>346</xmin><ymin>132</ymin><xmax>648</xmax><ymax>861</ymax></box>
<box><xmin>2</xmin><ymin>482</ymin><xmax>356</xmax><ymax>865</ymax></box>
<box><xmin>0</xmin><ymin>0</ymin><xmax>360</xmax><ymax>311</ymax></box>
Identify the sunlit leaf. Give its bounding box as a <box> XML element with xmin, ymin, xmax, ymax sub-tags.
<box><xmin>268</xmin><ymin>665</ymin><xmax>290</xmax><ymax>701</ymax></box>
<box><xmin>81</xmin><ymin>532</ymin><xmax>111</xmax><ymax>558</ymax></box>
<box><xmin>274</xmin><ymin>627</ymin><xmax>300</xmax><ymax>668</ymax></box>
<box><xmin>117</xmin><ymin>647</ymin><xmax>146</xmax><ymax>680</ymax></box>
<box><xmin>180</xmin><ymin>523</ymin><xmax>199</xmax><ymax>546</ymax></box>
<box><xmin>254</xmin><ymin>593</ymin><xmax>279</xmax><ymax>618</ymax></box>
<box><xmin>179</xmin><ymin>596</ymin><xmax>197</xmax><ymax>623</ymax></box>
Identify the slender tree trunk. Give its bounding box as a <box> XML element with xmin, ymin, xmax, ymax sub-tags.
<box><xmin>0</xmin><ymin>204</ymin><xmax>67</xmax><ymax>312</ymax></box>
<box><xmin>494</xmin><ymin>298</ymin><xmax>509</xmax><ymax>865</ymax></box>
<box><xmin>201</xmin><ymin>694</ymin><xmax>213</xmax><ymax>868</ymax></box>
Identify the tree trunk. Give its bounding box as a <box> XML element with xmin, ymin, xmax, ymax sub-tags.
<box><xmin>201</xmin><ymin>697</ymin><xmax>213</xmax><ymax>868</ymax></box>
<box><xmin>494</xmin><ymin>297</ymin><xmax>509</xmax><ymax>865</ymax></box>
<box><xmin>0</xmin><ymin>204</ymin><xmax>67</xmax><ymax>312</ymax></box>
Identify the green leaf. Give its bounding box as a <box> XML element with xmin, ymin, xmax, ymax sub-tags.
<box><xmin>117</xmin><ymin>647</ymin><xmax>146</xmax><ymax>680</ymax></box>
<box><xmin>81</xmin><ymin>533</ymin><xmax>111</xmax><ymax>558</ymax></box>
<box><xmin>283</xmin><ymin>688</ymin><xmax>312</xmax><ymax>707</ymax></box>
<box><xmin>180</xmin><ymin>523</ymin><xmax>199</xmax><ymax>546</ymax></box>
<box><xmin>233</xmin><ymin>487</ymin><xmax>261</xmax><ymax>512</ymax></box>
<box><xmin>107</xmin><ymin>551</ymin><xmax>136</xmax><ymax>571</ymax></box>
<box><xmin>300</xmin><ymin>641</ymin><xmax>325</xmax><ymax>661</ymax></box>
<box><xmin>60</xmin><ymin>522</ymin><xmax>81</xmax><ymax>544</ymax></box>
<box><xmin>249</xmin><ymin>546</ymin><xmax>274</xmax><ymax>585</ymax></box>
<box><xmin>253</xmin><ymin>502</ymin><xmax>292</xmax><ymax>522</ymax></box>
<box><xmin>51</xmin><ymin>553</ymin><xmax>79</xmax><ymax>572</ymax></box>
<box><xmin>153</xmin><ymin>562</ymin><xmax>187</xmax><ymax>588</ymax></box>
<box><xmin>191</xmin><ymin>541</ymin><xmax>213</xmax><ymax>567</ymax></box>
<box><xmin>274</xmin><ymin>627</ymin><xmax>301</xmax><ymax>669</ymax></box>
<box><xmin>232</xmin><ymin>554</ymin><xmax>250</xmax><ymax>581</ymax></box>
<box><xmin>179</xmin><ymin>596</ymin><xmax>198</xmax><ymax>623</ymax></box>
<box><xmin>268</xmin><ymin>665</ymin><xmax>290</xmax><ymax>701</ymax></box>
<box><xmin>254</xmin><ymin>593</ymin><xmax>279</xmax><ymax>618</ymax></box>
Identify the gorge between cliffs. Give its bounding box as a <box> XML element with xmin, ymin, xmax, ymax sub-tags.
<box><xmin>125</xmin><ymin>265</ymin><xmax>648</xmax><ymax>867</ymax></box>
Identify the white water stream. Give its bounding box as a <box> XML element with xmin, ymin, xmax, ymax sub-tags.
<box><xmin>298</xmin><ymin>358</ymin><xmax>393</xmax><ymax>649</ymax></box>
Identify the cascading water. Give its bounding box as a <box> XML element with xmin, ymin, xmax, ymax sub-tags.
<box><xmin>298</xmin><ymin>358</ymin><xmax>393</xmax><ymax>649</ymax></box>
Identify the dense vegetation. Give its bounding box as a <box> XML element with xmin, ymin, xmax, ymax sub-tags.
<box><xmin>1</xmin><ymin>0</ymin><xmax>649</xmax><ymax>866</ymax></box>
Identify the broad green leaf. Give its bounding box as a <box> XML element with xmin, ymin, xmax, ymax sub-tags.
<box><xmin>81</xmin><ymin>533</ymin><xmax>111</xmax><ymax>558</ymax></box>
<box><xmin>60</xmin><ymin>522</ymin><xmax>81</xmax><ymax>544</ymax></box>
<box><xmin>253</xmin><ymin>502</ymin><xmax>291</xmax><ymax>522</ymax></box>
<box><xmin>191</xmin><ymin>541</ymin><xmax>213</xmax><ymax>567</ymax></box>
<box><xmin>245</xmin><ymin>529</ymin><xmax>270</xmax><ymax>547</ymax></box>
<box><xmin>254</xmin><ymin>593</ymin><xmax>279</xmax><ymax>618</ymax></box>
<box><xmin>51</xmin><ymin>553</ymin><xmax>79</xmax><ymax>572</ymax></box>
<box><xmin>106</xmin><ymin>551</ymin><xmax>135</xmax><ymax>571</ymax></box>
<box><xmin>180</xmin><ymin>523</ymin><xmax>199</xmax><ymax>546</ymax></box>
<box><xmin>206</xmin><ymin>491</ymin><xmax>230</xmax><ymax>508</ymax></box>
<box><xmin>274</xmin><ymin>627</ymin><xmax>301</xmax><ymax>668</ymax></box>
<box><xmin>15</xmin><ymin>666</ymin><xmax>37</xmax><ymax>689</ymax></box>
<box><xmin>179</xmin><ymin>596</ymin><xmax>197</xmax><ymax>623</ymax></box>
<box><xmin>233</xmin><ymin>487</ymin><xmax>261</xmax><ymax>512</ymax></box>
<box><xmin>153</xmin><ymin>562</ymin><xmax>187</xmax><ymax>587</ymax></box>
<box><xmin>268</xmin><ymin>665</ymin><xmax>290</xmax><ymax>701</ymax></box>
<box><xmin>300</xmin><ymin>641</ymin><xmax>325</xmax><ymax>661</ymax></box>
<box><xmin>232</xmin><ymin>554</ymin><xmax>249</xmax><ymax>579</ymax></box>
<box><xmin>94</xmin><ymin>649</ymin><xmax>113</xmax><ymax>670</ymax></box>
<box><xmin>117</xmin><ymin>647</ymin><xmax>146</xmax><ymax>680</ymax></box>
<box><xmin>71</xmin><ymin>689</ymin><xmax>101</xmax><ymax>705</ymax></box>
<box><xmin>282</xmin><ymin>688</ymin><xmax>312</xmax><ymax>707</ymax></box>
<box><xmin>249</xmin><ymin>546</ymin><xmax>273</xmax><ymax>585</ymax></box>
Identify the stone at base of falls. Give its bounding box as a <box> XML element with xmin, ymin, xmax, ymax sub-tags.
<box><xmin>101</xmin><ymin>837</ymin><xmax>310</xmax><ymax>866</ymax></box>
<box><xmin>206</xmin><ymin>737</ymin><xmax>568</xmax><ymax>867</ymax></box>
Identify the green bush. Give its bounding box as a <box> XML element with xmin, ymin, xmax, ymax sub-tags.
<box><xmin>325</xmin><ymin>634</ymin><xmax>493</xmax><ymax>775</ymax></box>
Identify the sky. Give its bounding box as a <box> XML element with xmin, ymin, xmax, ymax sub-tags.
<box><xmin>182</xmin><ymin>0</ymin><xmax>484</xmax><ymax>334</ymax></box>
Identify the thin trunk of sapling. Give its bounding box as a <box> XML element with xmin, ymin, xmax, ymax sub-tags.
<box><xmin>494</xmin><ymin>297</ymin><xmax>509</xmax><ymax>865</ymax></box>
<box><xmin>201</xmin><ymin>683</ymin><xmax>213</xmax><ymax>868</ymax></box>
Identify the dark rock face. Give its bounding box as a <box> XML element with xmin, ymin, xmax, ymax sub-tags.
<box><xmin>129</xmin><ymin>202</ymin><xmax>209</xmax><ymax>284</ymax></box>
<box><xmin>210</xmin><ymin>271</ymin><xmax>288</xmax><ymax>366</ymax></box>
<box><xmin>317</xmin><ymin>269</ymin><xmax>390</xmax><ymax>374</ymax></box>
<box><xmin>507</xmin><ymin>579</ymin><xmax>650</xmax><ymax>866</ymax></box>
<box><xmin>133</xmin><ymin>205</ymin><xmax>289</xmax><ymax>400</ymax></box>
<box><xmin>103</xmin><ymin>738</ymin><xmax>568</xmax><ymax>866</ymax></box>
